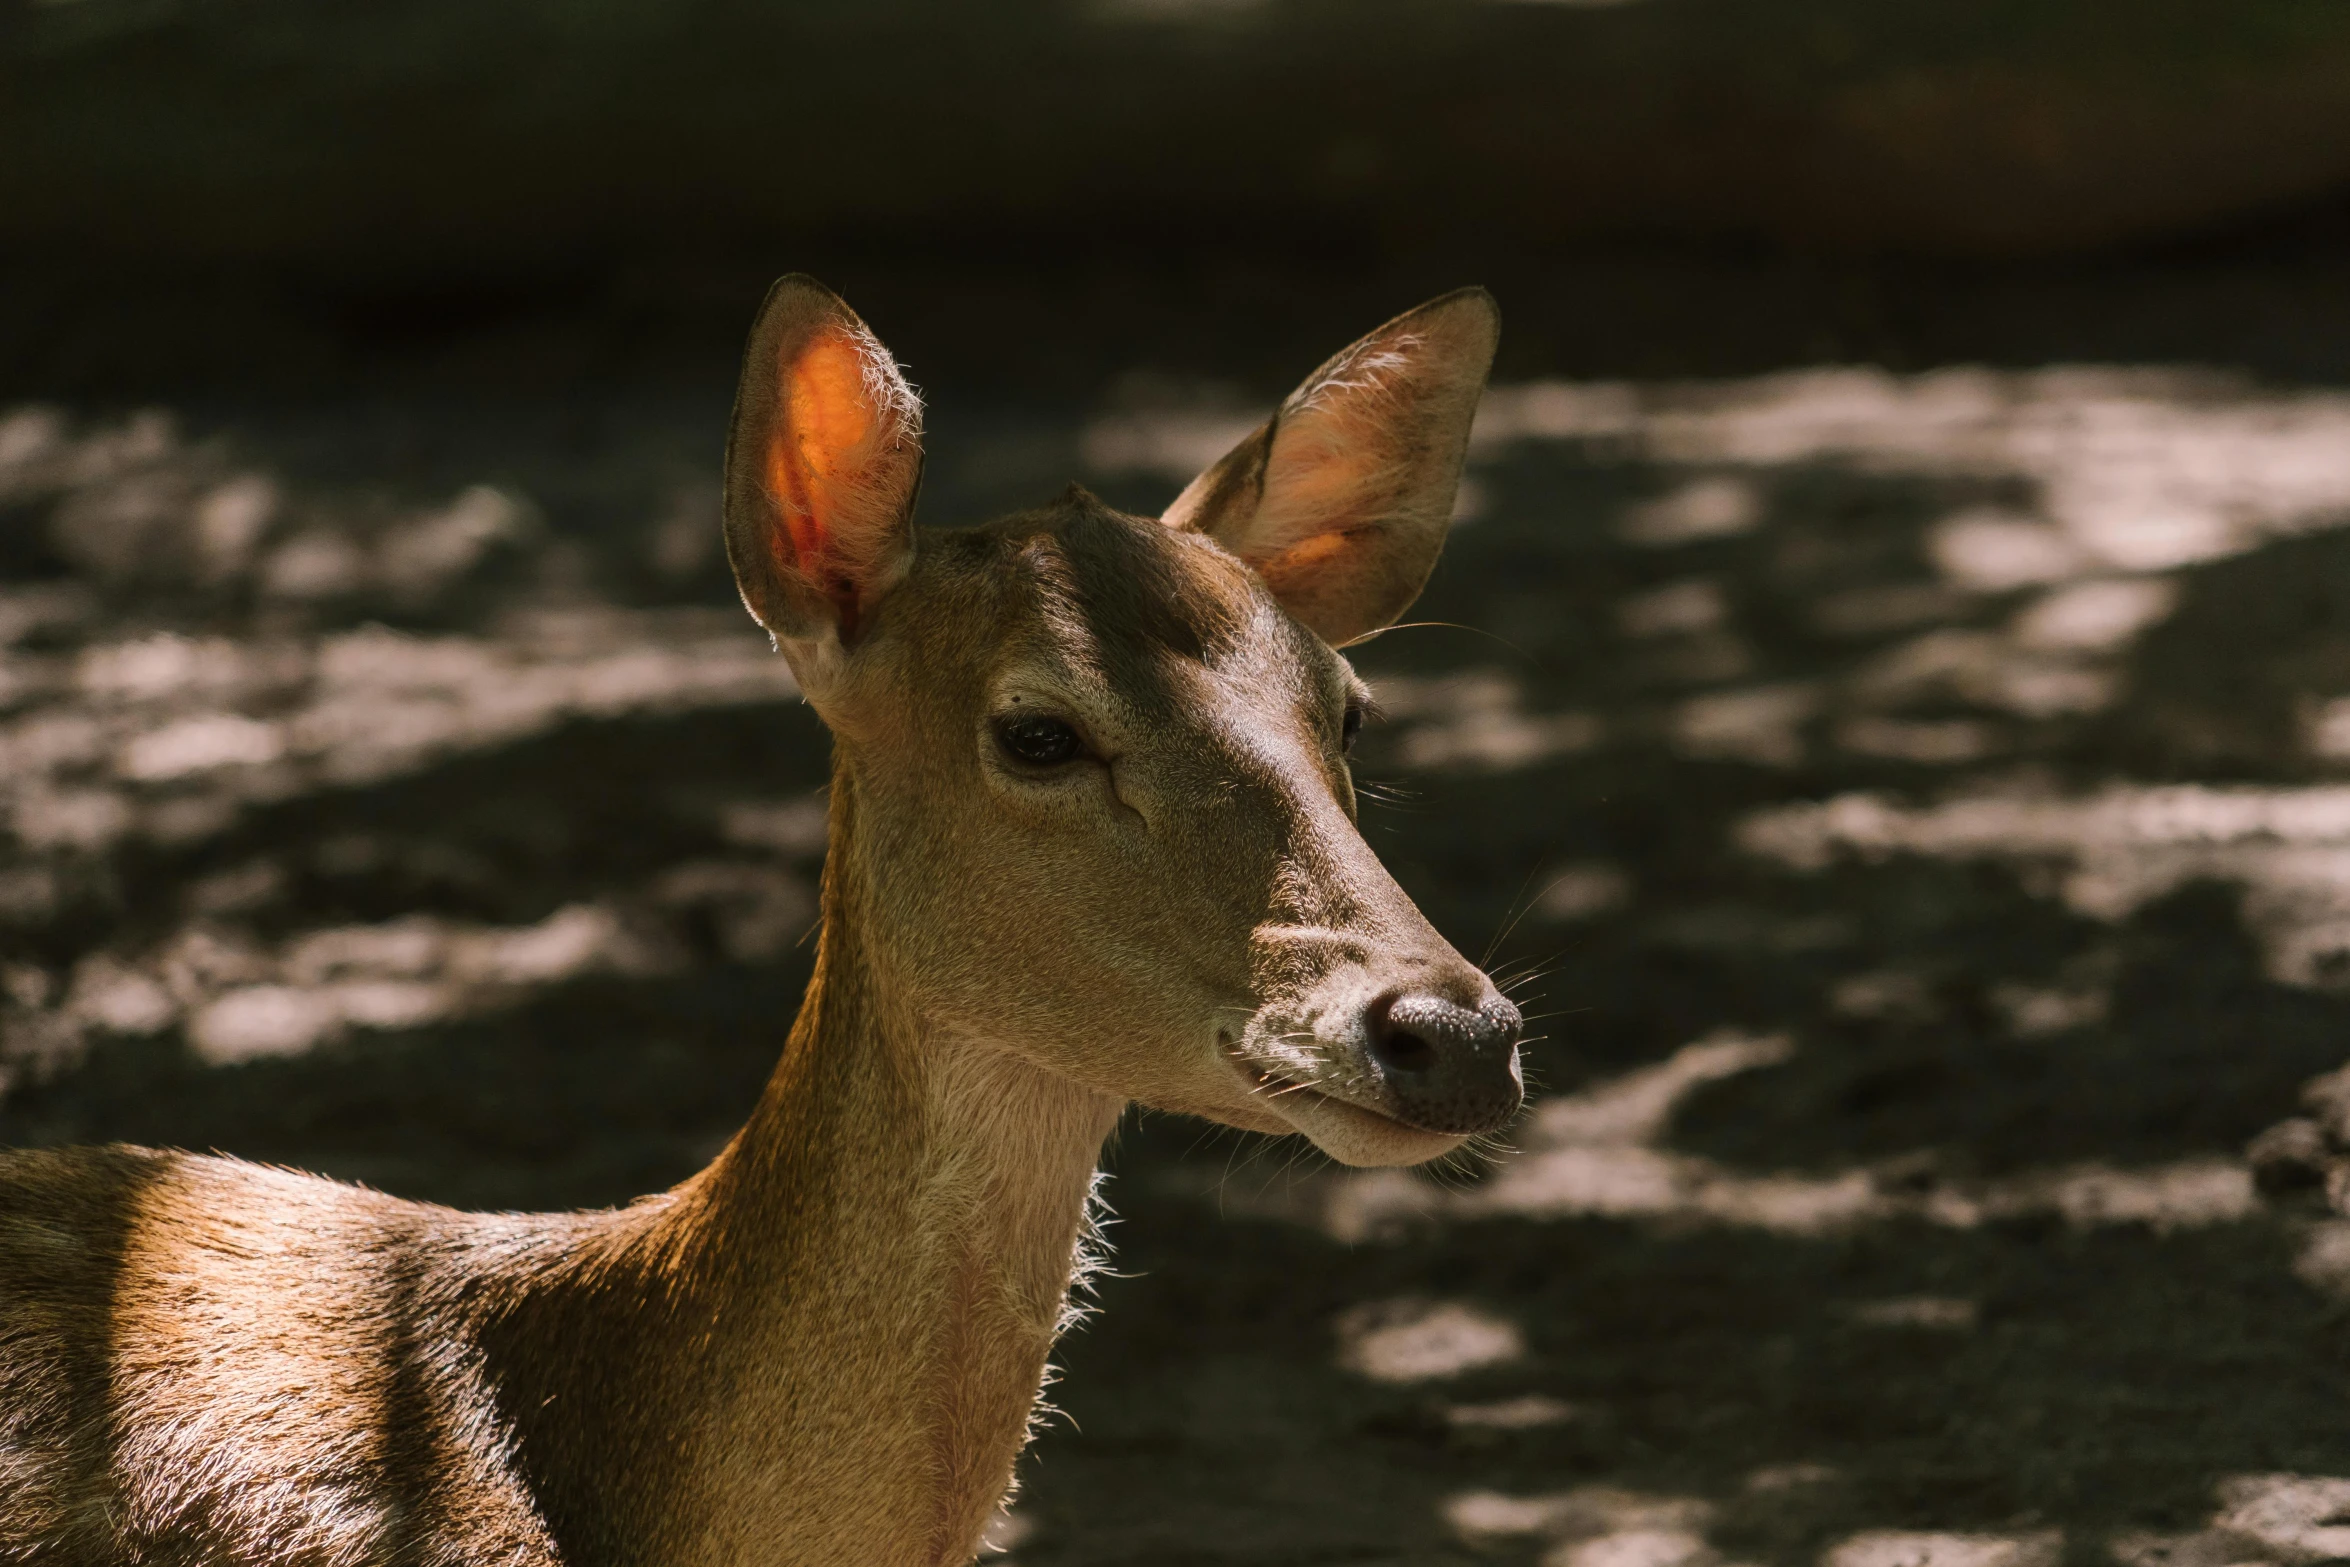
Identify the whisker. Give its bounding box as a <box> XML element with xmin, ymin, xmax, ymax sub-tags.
<box><xmin>1272</xmin><ymin>1136</ymin><xmax>1326</xmax><ymax>1186</ymax></box>
<box><xmin>1487</xmin><ymin>945</ymin><xmax>1560</xmax><ymax>980</ymax></box>
<box><xmin>1493</xmin><ymin>961</ymin><xmax>1562</xmax><ymax>998</ymax></box>
<box><xmin>1480</xmin><ymin>863</ymin><xmax>1548</xmax><ymax>969</ymax></box>
<box><xmin>1350</xmin><ymin>619</ymin><xmax>1542</xmax><ymax>668</ymax></box>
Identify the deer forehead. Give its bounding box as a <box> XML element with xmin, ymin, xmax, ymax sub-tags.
<box><xmin>899</xmin><ymin>501</ymin><xmax>1353</xmax><ymax>737</ymax></box>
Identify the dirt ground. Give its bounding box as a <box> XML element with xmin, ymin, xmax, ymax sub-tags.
<box><xmin>4</xmin><ymin>263</ymin><xmax>2350</xmax><ymax>1566</ymax></box>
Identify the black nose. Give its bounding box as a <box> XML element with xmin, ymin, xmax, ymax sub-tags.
<box><xmin>1364</xmin><ymin>992</ymin><xmax>1525</xmax><ymax>1134</ymax></box>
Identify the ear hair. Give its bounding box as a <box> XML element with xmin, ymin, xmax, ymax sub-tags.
<box><xmin>722</xmin><ymin>275</ymin><xmax>924</xmax><ymax>676</ymax></box>
<box><xmin>1164</xmin><ymin>288</ymin><xmax>1497</xmax><ymax>647</ymax></box>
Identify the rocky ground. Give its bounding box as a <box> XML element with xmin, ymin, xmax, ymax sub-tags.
<box><xmin>5</xmin><ymin>273</ymin><xmax>2350</xmax><ymax>1565</ymax></box>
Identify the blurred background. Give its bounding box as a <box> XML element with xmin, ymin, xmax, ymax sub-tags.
<box><xmin>9</xmin><ymin>1</ymin><xmax>2350</xmax><ymax>1562</ymax></box>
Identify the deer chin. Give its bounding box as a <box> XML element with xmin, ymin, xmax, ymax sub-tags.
<box><xmin>1219</xmin><ymin>1044</ymin><xmax>1469</xmax><ymax>1169</ymax></box>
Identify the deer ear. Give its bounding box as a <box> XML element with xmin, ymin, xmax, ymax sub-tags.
<box><xmin>1163</xmin><ymin>288</ymin><xmax>1497</xmax><ymax>647</ymax></box>
<box><xmin>723</xmin><ymin>275</ymin><xmax>923</xmax><ymax>674</ymax></box>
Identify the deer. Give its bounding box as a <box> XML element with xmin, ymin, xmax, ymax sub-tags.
<box><xmin>0</xmin><ymin>276</ymin><xmax>1525</xmax><ymax>1566</ymax></box>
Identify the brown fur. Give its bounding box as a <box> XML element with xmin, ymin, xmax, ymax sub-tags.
<box><xmin>0</xmin><ymin>281</ymin><xmax>1508</xmax><ymax>1565</ymax></box>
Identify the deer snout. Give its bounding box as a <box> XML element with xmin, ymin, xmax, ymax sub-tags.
<box><xmin>1361</xmin><ymin>991</ymin><xmax>1525</xmax><ymax>1135</ymax></box>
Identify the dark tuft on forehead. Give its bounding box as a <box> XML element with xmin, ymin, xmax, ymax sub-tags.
<box><xmin>983</xmin><ymin>490</ymin><xmax>1256</xmax><ymax>666</ymax></box>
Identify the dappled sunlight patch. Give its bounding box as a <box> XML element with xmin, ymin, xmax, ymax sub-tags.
<box><xmin>1530</xmin><ymin>1030</ymin><xmax>1794</xmax><ymax>1147</ymax></box>
<box><xmin>1672</xmin><ymin>684</ymin><xmax>1821</xmax><ymax>767</ymax></box>
<box><xmin>1740</xmin><ymin>785</ymin><xmax>2350</xmax><ymax>985</ymax></box>
<box><xmin>1536</xmin><ymin>861</ymin><xmax>1634</xmax><ymax>922</ymax></box>
<box><xmin>287</xmin><ymin>904</ymin><xmax>649</xmax><ymax>988</ymax></box>
<box><xmin>1237</xmin><ymin>1032</ymin><xmax>2258</xmax><ymax>1241</ymax></box>
<box><xmin>1</xmin><ymin>716</ymin><xmax>107</xmax><ymax>775</ymax></box>
<box><xmin>261</xmin><ymin>487</ymin><xmax>531</xmax><ymax>603</ymax></box>
<box><xmin>1822</xmin><ymin>1530</ymin><xmax>2059</xmax><ymax>1567</ymax></box>
<box><xmin>1614</xmin><ymin>477</ymin><xmax>1762</xmax><ymax>547</ymax></box>
<box><xmin>1444</xmin><ymin>1392</ymin><xmax>1577</xmax><ymax>1430</ymax></box>
<box><xmin>1455</xmin><ymin>370</ymin><xmax>2350</xmax><ymax>770</ymax></box>
<box><xmin>1745</xmin><ymin>1463</ymin><xmax>1840</xmax><ymax>1493</ymax></box>
<box><xmin>2287</xmin><ymin>1220</ymin><xmax>2350</xmax><ymax>1300</ymax></box>
<box><xmin>1964</xmin><ymin>1159</ymin><xmax>2251</xmax><ymax>1228</ymax></box>
<box><xmin>1620</xmin><ymin>578</ymin><xmax>1730</xmax><ymax>639</ymax></box>
<box><xmin>77</xmin><ymin>634</ymin><xmax>307</xmax><ymax>703</ymax></box>
<box><xmin>1445</xmin><ymin>1485</ymin><xmax>1723</xmax><ymax>1567</ymax></box>
<box><xmin>1830</xmin><ymin>967</ymin><xmax>1941</xmax><ymax>1023</ymax></box>
<box><xmin>2117</xmin><ymin>1474</ymin><xmax>2350</xmax><ymax>1567</ymax></box>
<box><xmin>2008</xmin><ymin>577</ymin><xmax>2177</xmax><ymax>654</ymax></box>
<box><xmin>1467</xmin><ymin>1134</ymin><xmax>2247</xmax><ymax>1237</ymax></box>
<box><xmin>0</xmin><ymin>611</ymin><xmax>800</xmax><ymax>857</ymax></box>
<box><xmin>119</xmin><ymin>714</ymin><xmax>286</xmax><ymax>780</ymax></box>
<box><xmin>1076</xmin><ymin>387</ymin><xmax>1261</xmax><ymax>488</ymax></box>
<box><xmin>12</xmin><ymin>786</ymin><xmax>134</xmax><ymax>853</ymax></box>
<box><xmin>64</xmin><ymin>954</ymin><xmax>176</xmax><ymax>1035</ymax></box>
<box><xmin>192</xmin><ymin>981</ymin><xmax>460</xmax><ymax>1064</ymax></box>
<box><xmin>717</xmin><ymin>795</ymin><xmax>830</xmax><ymax>855</ymax></box>
<box><xmin>2216</xmin><ymin>1474</ymin><xmax>2350</xmax><ymax>1562</ymax></box>
<box><xmin>1335</xmin><ymin>1298</ymin><xmax>1524</xmax><ymax>1383</ymax></box>
<box><xmin>0</xmin><ymin>886</ymin><xmax>792</xmax><ymax>1070</ymax></box>
<box><xmin>373</xmin><ymin>486</ymin><xmax>532</xmax><ymax>599</ymax></box>
<box><xmin>1</xmin><ymin>406</ymin><xmax>539</xmax><ymax>604</ymax></box>
<box><xmin>1563</xmin><ymin>1528</ymin><xmax>1724</xmax><ymax>1567</ymax></box>
<box><xmin>1930</xmin><ymin>510</ymin><xmax>2090</xmax><ymax>592</ymax></box>
<box><xmin>189</xmin><ymin>904</ymin><xmax>668</xmax><ymax>1062</ymax></box>
<box><xmin>2304</xmin><ymin>701</ymin><xmax>2350</xmax><ymax>761</ymax></box>
<box><xmin>1610</xmin><ymin>571</ymin><xmax>1757</xmax><ymax>685</ymax></box>
<box><xmin>1848</xmin><ymin>628</ymin><xmax>2116</xmax><ymax>719</ymax></box>
<box><xmin>1476</xmin><ymin>367</ymin><xmax>2350</xmax><ymax>578</ymax></box>
<box><xmin>1988</xmin><ymin>977</ymin><xmax>2110</xmax><ymax>1038</ymax></box>
<box><xmin>1369</xmin><ymin>668</ymin><xmax>1604</xmax><ymax>772</ymax></box>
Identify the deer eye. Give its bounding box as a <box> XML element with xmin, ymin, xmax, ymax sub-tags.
<box><xmin>1341</xmin><ymin>703</ymin><xmax>1365</xmax><ymax>756</ymax></box>
<box><xmin>996</xmin><ymin>714</ymin><xmax>1084</xmax><ymax>768</ymax></box>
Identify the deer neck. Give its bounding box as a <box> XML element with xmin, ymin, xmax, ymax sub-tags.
<box><xmin>509</xmin><ymin>768</ymin><xmax>1124</xmax><ymax>1567</ymax></box>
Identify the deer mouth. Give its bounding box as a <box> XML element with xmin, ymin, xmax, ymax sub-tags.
<box><xmin>1225</xmin><ymin>1048</ymin><xmax>1363</xmax><ymax>1119</ymax></box>
<box><xmin>1219</xmin><ymin>1039</ymin><xmax>1470</xmax><ymax>1166</ymax></box>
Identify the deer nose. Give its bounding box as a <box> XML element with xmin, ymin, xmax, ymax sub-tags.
<box><xmin>1363</xmin><ymin>991</ymin><xmax>1525</xmax><ymax>1135</ymax></box>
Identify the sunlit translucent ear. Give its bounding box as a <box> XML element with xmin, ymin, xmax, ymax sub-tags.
<box><xmin>723</xmin><ymin>275</ymin><xmax>923</xmax><ymax>675</ymax></box>
<box><xmin>1162</xmin><ymin>288</ymin><xmax>1497</xmax><ymax>647</ymax></box>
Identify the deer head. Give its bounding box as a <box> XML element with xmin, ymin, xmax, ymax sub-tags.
<box><xmin>723</xmin><ymin>275</ymin><xmax>1521</xmax><ymax>1167</ymax></box>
